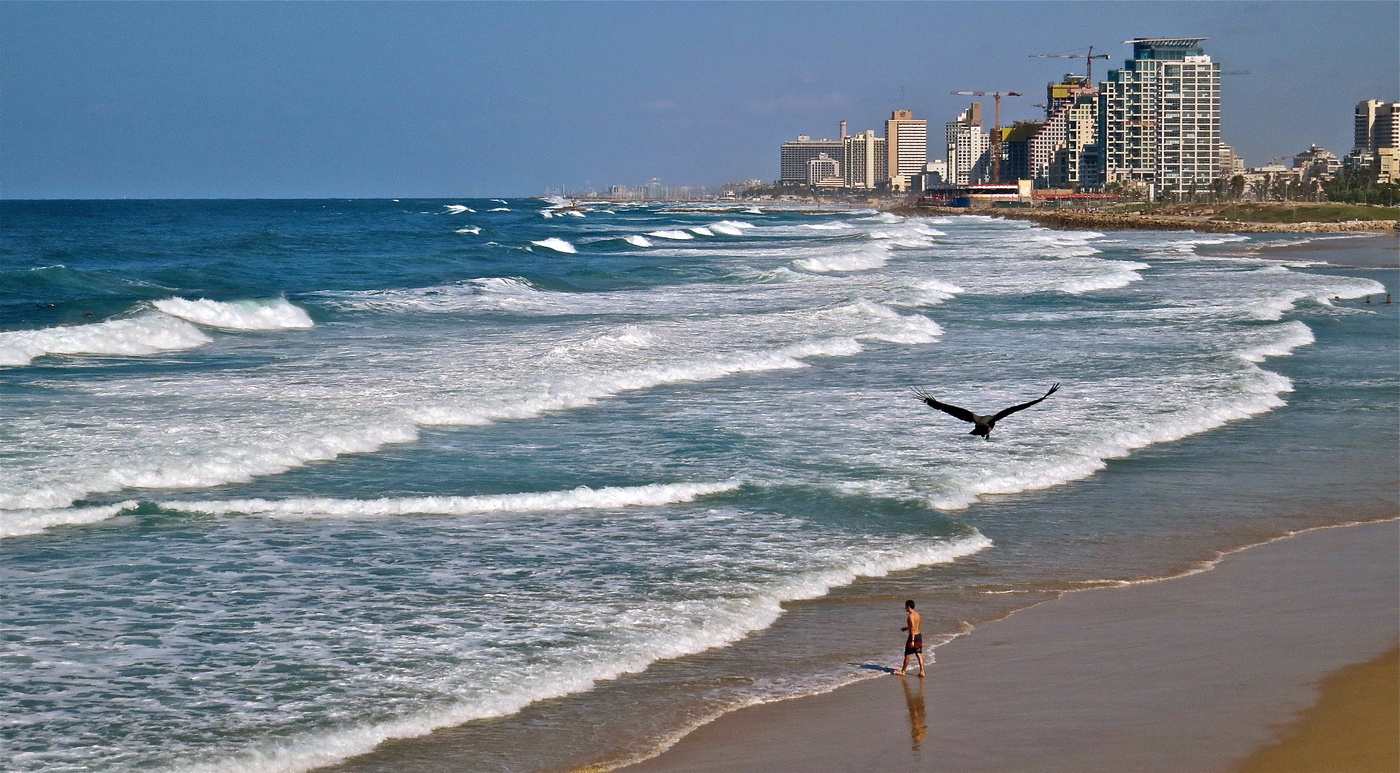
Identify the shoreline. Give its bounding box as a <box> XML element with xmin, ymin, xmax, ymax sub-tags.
<box><xmin>619</xmin><ymin>518</ymin><xmax>1400</xmax><ymax>773</ymax></box>
<box><xmin>1243</xmin><ymin>232</ymin><xmax>1399</xmax><ymax>269</ymax></box>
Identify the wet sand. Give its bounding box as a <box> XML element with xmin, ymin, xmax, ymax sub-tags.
<box><xmin>622</xmin><ymin>520</ymin><xmax>1400</xmax><ymax>773</ymax></box>
<box><xmin>1252</xmin><ymin>233</ymin><xmax>1399</xmax><ymax>269</ymax></box>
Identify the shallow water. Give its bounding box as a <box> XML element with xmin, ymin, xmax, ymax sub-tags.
<box><xmin>0</xmin><ymin>200</ymin><xmax>1394</xmax><ymax>773</ymax></box>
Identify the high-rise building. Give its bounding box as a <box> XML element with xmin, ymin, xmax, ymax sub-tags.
<box><xmin>780</xmin><ymin>134</ymin><xmax>846</xmax><ymax>185</ymax></box>
<box><xmin>1354</xmin><ymin>100</ymin><xmax>1399</xmax><ymax>155</ymax></box>
<box><xmin>1048</xmin><ymin>85</ymin><xmax>1102</xmax><ymax>189</ymax></box>
<box><xmin>885</xmin><ymin>110</ymin><xmax>928</xmax><ymax>192</ymax></box>
<box><xmin>1000</xmin><ymin>121</ymin><xmax>1044</xmax><ymax>182</ymax></box>
<box><xmin>844</xmin><ymin>130</ymin><xmax>888</xmax><ymax>189</ymax></box>
<box><xmin>946</xmin><ymin>103</ymin><xmax>990</xmax><ymax>185</ymax></box>
<box><xmin>1099</xmin><ymin>37</ymin><xmax>1221</xmax><ymax>196</ymax></box>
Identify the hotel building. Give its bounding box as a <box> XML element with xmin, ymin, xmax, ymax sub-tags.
<box><xmin>780</xmin><ymin>135</ymin><xmax>846</xmax><ymax>185</ymax></box>
<box><xmin>885</xmin><ymin>110</ymin><xmax>929</xmax><ymax>192</ymax></box>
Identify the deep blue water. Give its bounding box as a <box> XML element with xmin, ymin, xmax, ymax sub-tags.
<box><xmin>0</xmin><ymin>199</ymin><xmax>1394</xmax><ymax>773</ymax></box>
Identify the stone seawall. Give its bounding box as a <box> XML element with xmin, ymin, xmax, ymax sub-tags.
<box><xmin>886</xmin><ymin>206</ymin><xmax>1399</xmax><ymax>234</ymax></box>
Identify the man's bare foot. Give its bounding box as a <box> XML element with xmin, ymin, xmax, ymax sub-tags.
<box><xmin>917</xmin><ymin>671</ymin><xmax>926</xmax><ymax>678</ymax></box>
<box><xmin>893</xmin><ymin>669</ymin><xmax>905</xmax><ymax>675</ymax></box>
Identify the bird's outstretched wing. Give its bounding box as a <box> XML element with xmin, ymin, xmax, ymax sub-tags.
<box><xmin>991</xmin><ymin>383</ymin><xmax>1061</xmax><ymax>422</ymax></box>
<box><xmin>912</xmin><ymin>387</ymin><xmax>978</xmax><ymax>424</ymax></box>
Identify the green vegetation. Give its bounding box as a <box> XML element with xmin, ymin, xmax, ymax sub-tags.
<box><xmin>1321</xmin><ymin>165</ymin><xmax>1400</xmax><ymax>206</ymax></box>
<box><xmin>1212</xmin><ymin>203</ymin><xmax>1397</xmax><ymax>223</ymax></box>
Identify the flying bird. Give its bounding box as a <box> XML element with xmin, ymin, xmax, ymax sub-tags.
<box><xmin>912</xmin><ymin>383</ymin><xmax>1060</xmax><ymax>439</ymax></box>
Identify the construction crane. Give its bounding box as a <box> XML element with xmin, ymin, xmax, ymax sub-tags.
<box><xmin>950</xmin><ymin>90</ymin><xmax>1022</xmax><ymax>182</ymax></box>
<box><xmin>1029</xmin><ymin>46</ymin><xmax>1111</xmax><ymax>84</ymax></box>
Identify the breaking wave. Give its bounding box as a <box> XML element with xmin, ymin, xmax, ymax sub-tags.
<box><xmin>531</xmin><ymin>238</ymin><xmax>578</xmax><ymax>254</ymax></box>
<box><xmin>0</xmin><ymin>314</ymin><xmax>212</xmax><ymax>367</ymax></box>
<box><xmin>152</xmin><ymin>298</ymin><xmax>314</xmax><ymax>330</ymax></box>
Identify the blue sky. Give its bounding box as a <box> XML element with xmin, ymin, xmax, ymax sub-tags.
<box><xmin>2</xmin><ymin>1</ymin><xmax>1396</xmax><ymax>199</ymax></box>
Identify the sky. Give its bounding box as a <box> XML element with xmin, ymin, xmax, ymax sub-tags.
<box><xmin>1</xmin><ymin>1</ymin><xmax>1396</xmax><ymax>199</ymax></box>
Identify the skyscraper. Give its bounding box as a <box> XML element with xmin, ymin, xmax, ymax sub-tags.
<box><xmin>945</xmin><ymin>103</ymin><xmax>990</xmax><ymax>185</ymax></box>
<box><xmin>885</xmin><ymin>110</ymin><xmax>928</xmax><ymax>192</ymax></box>
<box><xmin>1099</xmin><ymin>38</ymin><xmax>1221</xmax><ymax>197</ymax></box>
<box><xmin>843</xmin><ymin>130</ymin><xmax>888</xmax><ymax>189</ymax></box>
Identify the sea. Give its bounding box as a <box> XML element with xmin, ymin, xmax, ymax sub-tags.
<box><xmin>1</xmin><ymin>199</ymin><xmax>1395</xmax><ymax>773</ymax></box>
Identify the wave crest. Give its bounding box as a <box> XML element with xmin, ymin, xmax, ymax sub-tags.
<box><xmin>152</xmin><ymin>298</ymin><xmax>314</xmax><ymax>330</ymax></box>
<box><xmin>0</xmin><ymin>314</ymin><xmax>212</xmax><ymax>367</ymax></box>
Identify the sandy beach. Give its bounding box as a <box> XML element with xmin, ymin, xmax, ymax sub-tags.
<box><xmin>623</xmin><ymin>519</ymin><xmax>1399</xmax><ymax>773</ymax></box>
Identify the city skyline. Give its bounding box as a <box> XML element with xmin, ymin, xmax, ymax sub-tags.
<box><xmin>2</xmin><ymin>1</ymin><xmax>1397</xmax><ymax>199</ymax></box>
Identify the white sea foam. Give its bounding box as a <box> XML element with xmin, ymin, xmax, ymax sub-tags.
<box><xmin>708</xmin><ymin>222</ymin><xmax>743</xmax><ymax>236</ymax></box>
<box><xmin>531</xmin><ymin>238</ymin><xmax>578</xmax><ymax>254</ymax></box>
<box><xmin>624</xmin><ymin>235</ymin><xmax>653</xmax><ymax>248</ymax></box>
<box><xmin>155</xmin><ymin>531</ymin><xmax>991</xmax><ymax>773</ymax></box>
<box><xmin>1237</xmin><ymin>320</ymin><xmax>1315</xmax><ymax>362</ymax></box>
<box><xmin>0</xmin><ymin>314</ymin><xmax>212</xmax><ymax>367</ymax></box>
<box><xmin>1056</xmin><ymin>260</ymin><xmax>1151</xmax><ymax>294</ymax></box>
<box><xmin>455</xmin><ymin>226</ymin><xmax>482</xmax><ymax>235</ymax></box>
<box><xmin>161</xmin><ymin>481</ymin><xmax>741</xmax><ymax>518</ymax></box>
<box><xmin>793</xmin><ymin>245</ymin><xmax>890</xmax><ymax>273</ymax></box>
<box><xmin>646</xmin><ymin>230</ymin><xmax>694</xmax><ymax>240</ymax></box>
<box><xmin>442</xmin><ymin>205</ymin><xmax>475</xmax><ymax>214</ymax></box>
<box><xmin>805</xmin><ymin>222</ymin><xmax>852</xmax><ymax>231</ymax></box>
<box><xmin>687</xmin><ymin>226</ymin><xmax>714</xmax><ymax>237</ymax></box>
<box><xmin>488</xmin><ymin>207</ymin><xmax>511</xmax><ymax>212</ymax></box>
<box><xmin>0</xmin><ymin>501</ymin><xmax>140</xmax><ymax>539</ymax></box>
<box><xmin>152</xmin><ymin>298</ymin><xmax>314</xmax><ymax>330</ymax></box>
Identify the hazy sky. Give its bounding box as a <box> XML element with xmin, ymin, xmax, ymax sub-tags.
<box><xmin>2</xmin><ymin>1</ymin><xmax>1396</xmax><ymax>199</ymax></box>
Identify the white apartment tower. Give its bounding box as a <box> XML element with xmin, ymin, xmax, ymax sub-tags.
<box><xmin>885</xmin><ymin>110</ymin><xmax>928</xmax><ymax>192</ymax></box>
<box><xmin>1100</xmin><ymin>38</ymin><xmax>1221</xmax><ymax>196</ymax></box>
<box><xmin>945</xmin><ymin>103</ymin><xmax>990</xmax><ymax>185</ymax></box>
<box><xmin>844</xmin><ymin>130</ymin><xmax>888</xmax><ymax>189</ymax></box>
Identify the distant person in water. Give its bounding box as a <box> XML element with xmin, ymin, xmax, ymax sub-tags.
<box><xmin>894</xmin><ymin>599</ymin><xmax>925</xmax><ymax>677</ymax></box>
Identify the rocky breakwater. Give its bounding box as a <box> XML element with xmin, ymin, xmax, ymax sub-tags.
<box><xmin>887</xmin><ymin>206</ymin><xmax>1399</xmax><ymax>234</ymax></box>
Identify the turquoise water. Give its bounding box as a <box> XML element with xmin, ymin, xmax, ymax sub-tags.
<box><xmin>0</xmin><ymin>200</ymin><xmax>1394</xmax><ymax>773</ymax></box>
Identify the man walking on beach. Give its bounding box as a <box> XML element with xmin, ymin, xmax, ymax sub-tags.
<box><xmin>894</xmin><ymin>599</ymin><xmax>925</xmax><ymax>677</ymax></box>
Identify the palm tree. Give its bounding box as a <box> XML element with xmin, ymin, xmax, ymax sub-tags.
<box><xmin>1230</xmin><ymin>174</ymin><xmax>1246</xmax><ymax>201</ymax></box>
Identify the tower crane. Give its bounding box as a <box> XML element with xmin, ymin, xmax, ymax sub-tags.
<box><xmin>949</xmin><ymin>90</ymin><xmax>1022</xmax><ymax>182</ymax></box>
<box><xmin>1029</xmin><ymin>46</ymin><xmax>1111</xmax><ymax>85</ymax></box>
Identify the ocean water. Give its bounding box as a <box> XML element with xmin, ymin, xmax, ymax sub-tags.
<box><xmin>0</xmin><ymin>200</ymin><xmax>1394</xmax><ymax>773</ymax></box>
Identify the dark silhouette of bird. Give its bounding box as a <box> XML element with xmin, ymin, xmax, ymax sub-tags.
<box><xmin>912</xmin><ymin>383</ymin><xmax>1060</xmax><ymax>439</ymax></box>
